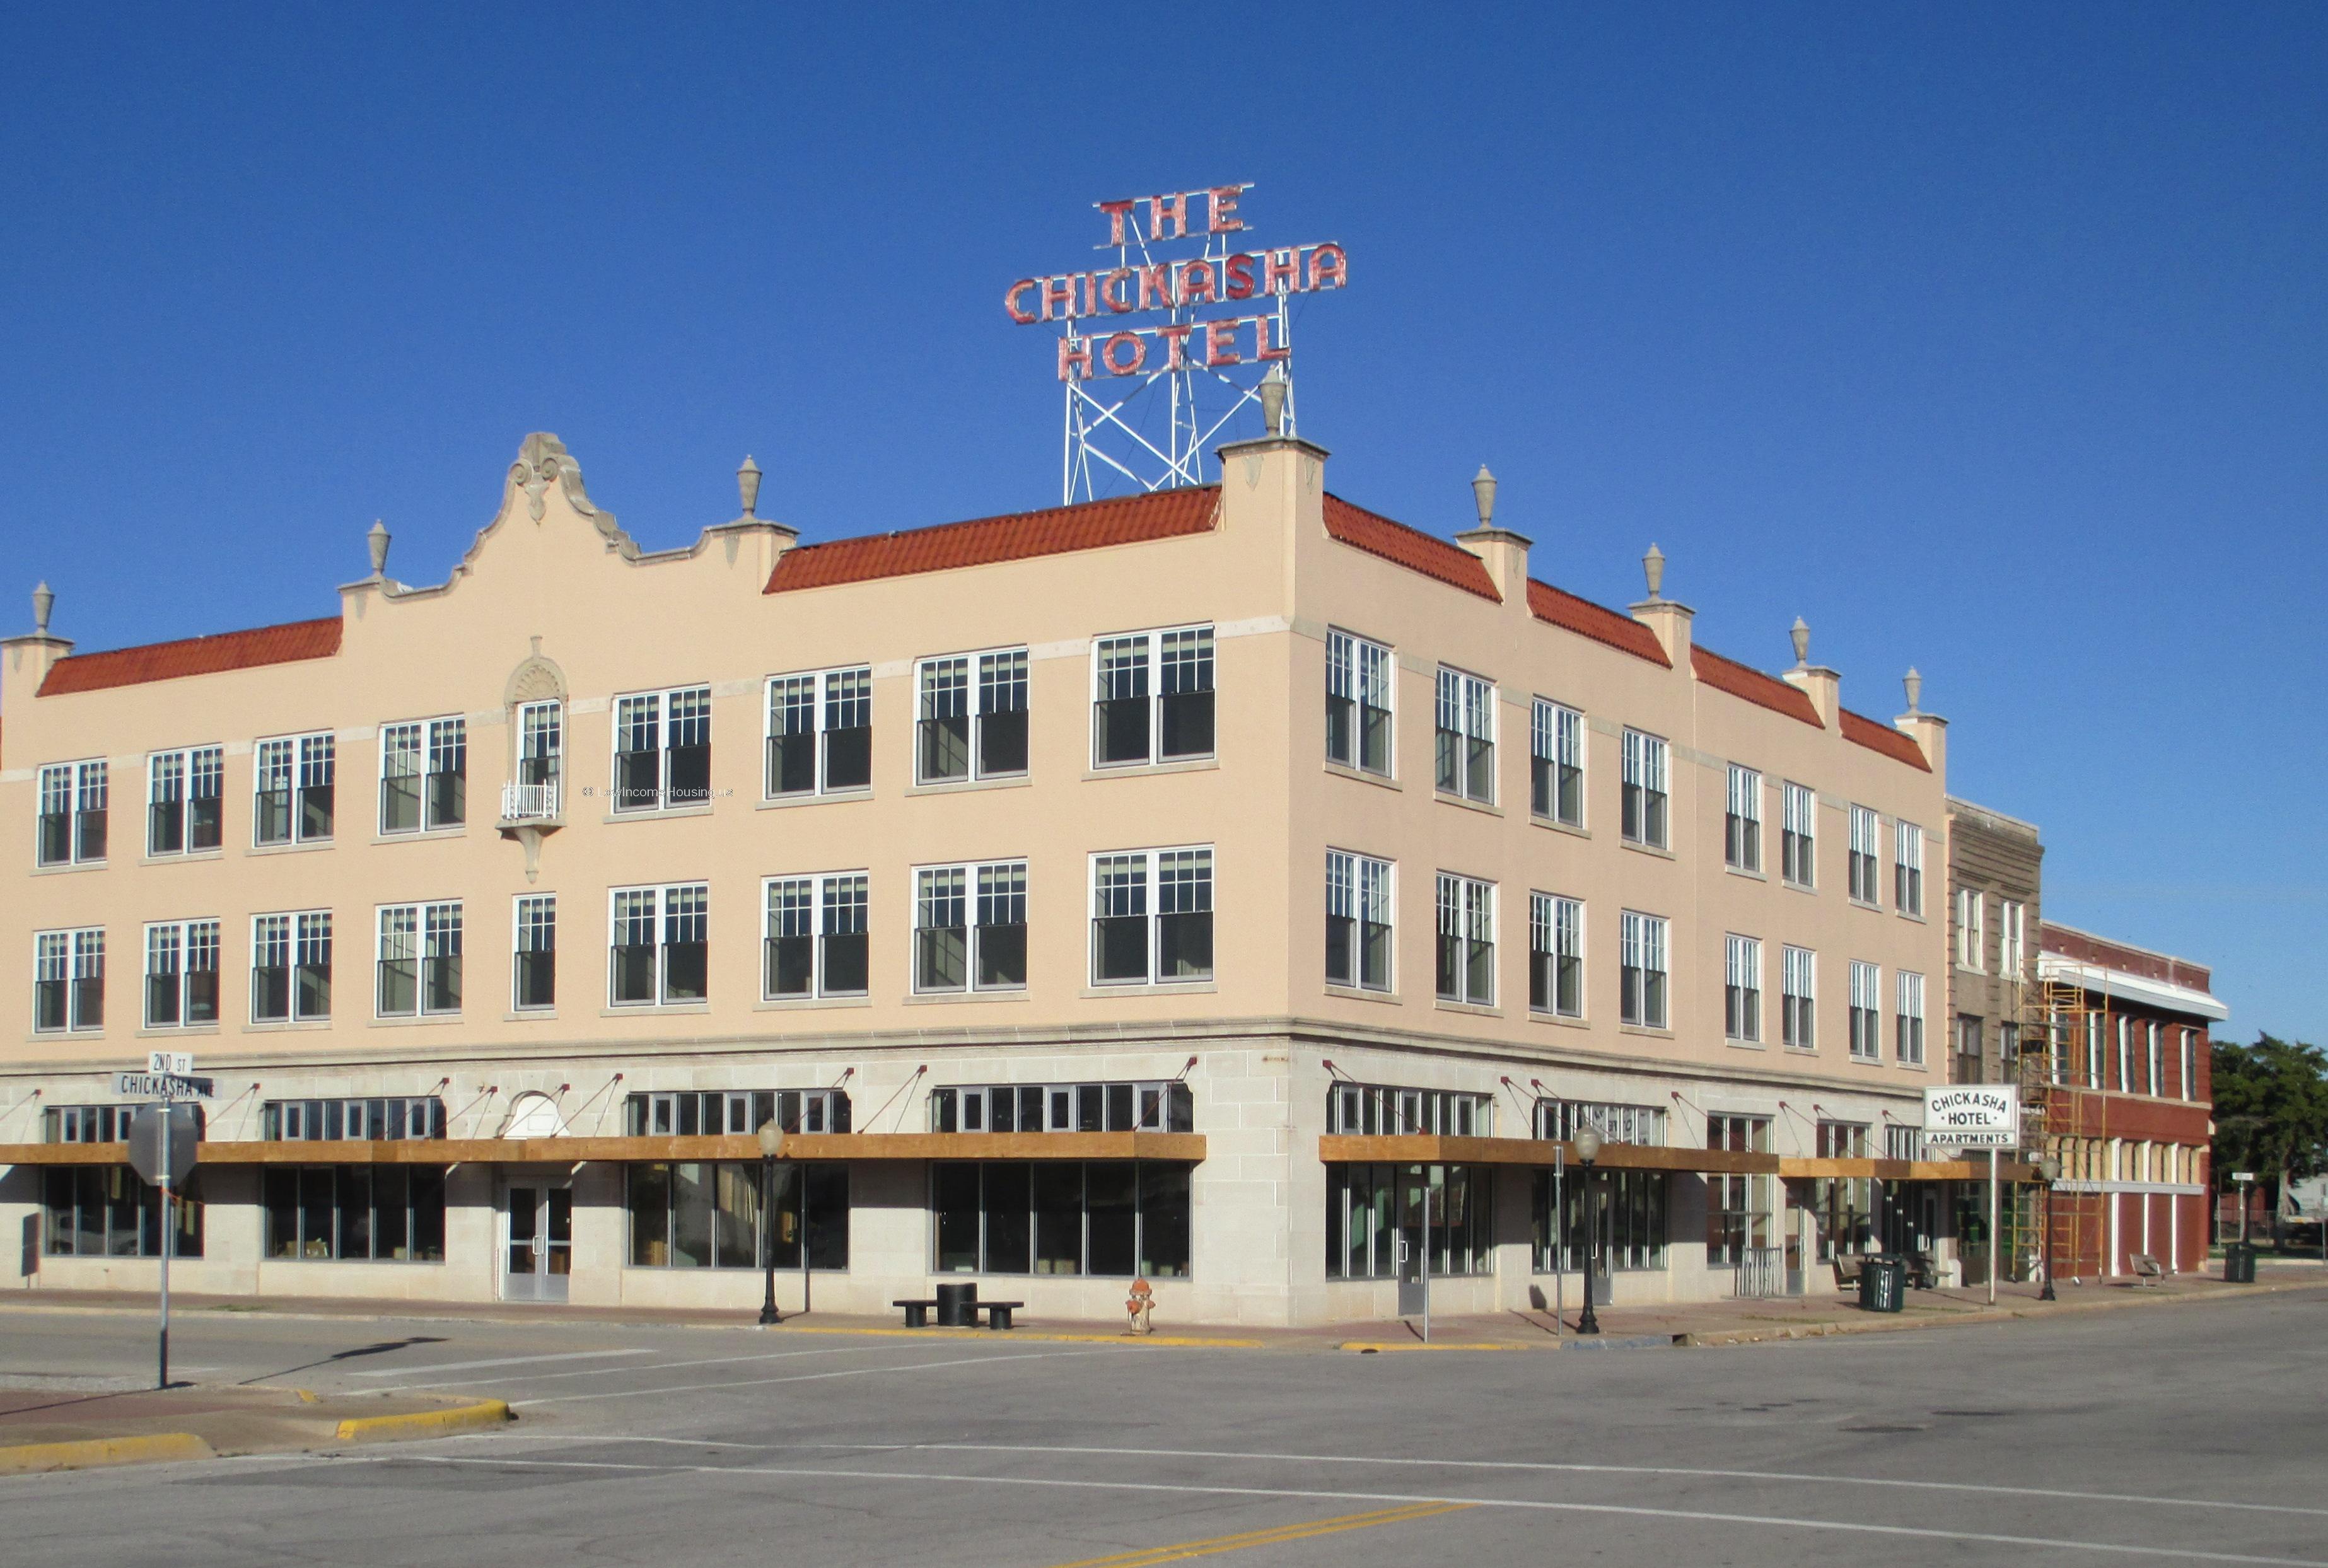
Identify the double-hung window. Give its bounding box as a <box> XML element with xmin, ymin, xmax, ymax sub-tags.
<box><xmin>614</xmin><ymin>686</ymin><xmax>711</xmax><ymax>813</ymax></box>
<box><xmin>1093</xmin><ymin>626</ymin><xmax>1214</xmax><ymax>767</ymax></box>
<box><xmin>144</xmin><ymin>920</ymin><xmax>219</xmax><ymax>1028</ymax></box>
<box><xmin>37</xmin><ymin>760</ymin><xmax>108</xmax><ymax>865</ymax></box>
<box><xmin>148</xmin><ymin>748</ymin><xmax>223</xmax><ymax>856</ymax></box>
<box><xmin>255</xmin><ymin>733</ymin><xmax>334</xmax><ymax>845</ymax></box>
<box><xmin>1621</xmin><ymin>730</ymin><xmax>1668</xmax><ymax>847</ymax></box>
<box><xmin>1725</xmin><ymin>765</ymin><xmax>1762</xmax><ymax>871</ymax></box>
<box><xmin>1781</xmin><ymin>781</ymin><xmax>1815</xmax><ymax>887</ymax></box>
<box><xmin>1781</xmin><ymin>946</ymin><xmax>1815</xmax><ymax>1048</ymax></box>
<box><xmin>252</xmin><ymin>912</ymin><xmax>331</xmax><ymax>1022</ymax></box>
<box><xmin>1725</xmin><ymin>934</ymin><xmax>1762</xmax><ymax>1042</ymax></box>
<box><xmin>378</xmin><ymin>902</ymin><xmax>462</xmax><ymax>1016</ymax></box>
<box><xmin>2116</xmin><ymin>1016</ymin><xmax>2134</xmax><ymax>1091</ymax></box>
<box><xmin>1529</xmin><ymin>893</ymin><xmax>1583</xmax><ymax>1017</ymax></box>
<box><xmin>1999</xmin><ymin>900</ymin><xmax>2026</xmax><ymax>977</ymax></box>
<box><xmin>914</xmin><ymin>861</ymin><xmax>1028</xmax><ymax>992</ymax></box>
<box><xmin>1532</xmin><ymin>700</ymin><xmax>1584</xmax><ymax>825</ymax></box>
<box><xmin>513</xmin><ymin>700</ymin><xmax>563</xmax><ymax>816</ymax></box>
<box><xmin>763</xmin><ymin>874</ymin><xmax>869</xmax><ymax>999</ymax></box>
<box><xmin>610</xmin><ymin>884</ymin><xmax>709</xmax><ymax>1006</ymax></box>
<box><xmin>1849</xmin><ymin>960</ymin><xmax>1880</xmax><ymax>1060</ymax></box>
<box><xmin>34</xmin><ymin>929</ymin><xmax>104</xmax><ymax>1032</ymax></box>
<box><xmin>513</xmin><ymin>895</ymin><xmax>556</xmax><ymax>1010</ymax></box>
<box><xmin>1895</xmin><ymin>972</ymin><xmax>1926</xmax><ymax>1065</ymax></box>
<box><xmin>766</xmin><ymin>667</ymin><xmax>872</xmax><ymax>796</ymax></box>
<box><xmin>2146</xmin><ymin>1021</ymin><xmax>2163</xmax><ymax>1096</ymax></box>
<box><xmin>1434</xmin><ymin>668</ymin><xmax>1494</xmax><ymax>801</ymax></box>
<box><xmin>1848</xmin><ymin>805</ymin><xmax>1881</xmax><ymax>904</ymax></box>
<box><xmin>1090</xmin><ymin>847</ymin><xmax>1213</xmax><ymax>985</ymax></box>
<box><xmin>1619</xmin><ymin>911</ymin><xmax>1668</xmax><ymax>1028</ymax></box>
<box><xmin>1894</xmin><ymin>821</ymin><xmax>1924</xmax><ymax>915</ymax></box>
<box><xmin>1435</xmin><ymin>873</ymin><xmax>1495</xmax><ymax>1006</ymax></box>
<box><xmin>1325</xmin><ymin>851</ymin><xmax>1393</xmax><ymax>992</ymax></box>
<box><xmin>1325</xmin><ymin>630</ymin><xmax>1393</xmax><ymax>775</ymax></box>
<box><xmin>916</xmin><ymin>649</ymin><xmax>1030</xmax><ymax>784</ymax></box>
<box><xmin>1957</xmin><ymin>888</ymin><xmax>1985</xmax><ymax>970</ymax></box>
<box><xmin>380</xmin><ymin>717</ymin><xmax>467</xmax><ymax>834</ymax></box>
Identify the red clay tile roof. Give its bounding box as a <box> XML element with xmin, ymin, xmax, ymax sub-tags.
<box><xmin>765</xmin><ymin>487</ymin><xmax>1220</xmax><ymax>593</ymax></box>
<box><xmin>39</xmin><ymin>617</ymin><xmax>343</xmax><ymax>697</ymax></box>
<box><xmin>1841</xmin><ymin>708</ymin><xmax>1931</xmax><ymax>771</ymax></box>
<box><xmin>1692</xmin><ymin>646</ymin><xmax>1822</xmax><ymax>728</ymax></box>
<box><xmin>1525</xmin><ymin>579</ymin><xmax>1670</xmax><ymax>667</ymax></box>
<box><xmin>1320</xmin><ymin>496</ymin><xmax>1500</xmax><ymax>602</ymax></box>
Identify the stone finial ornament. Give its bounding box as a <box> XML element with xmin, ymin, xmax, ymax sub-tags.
<box><xmin>738</xmin><ymin>456</ymin><xmax>762</xmax><ymax>517</ymax></box>
<box><xmin>1643</xmin><ymin>544</ymin><xmax>1665</xmax><ymax>602</ymax></box>
<box><xmin>32</xmin><ymin>581</ymin><xmax>54</xmax><ymax>636</ymax></box>
<box><xmin>367</xmin><ymin>520</ymin><xmax>391</xmax><ymax>578</ymax></box>
<box><xmin>1472</xmin><ymin>465</ymin><xmax>1498</xmax><ymax>530</ymax></box>
<box><xmin>1258</xmin><ymin>370</ymin><xmax>1288</xmax><ymax>438</ymax></box>
<box><xmin>1791</xmin><ymin>616</ymin><xmax>1812</xmax><ymax>668</ymax></box>
<box><xmin>1904</xmin><ymin>666</ymin><xmax>1923</xmax><ymax>715</ymax></box>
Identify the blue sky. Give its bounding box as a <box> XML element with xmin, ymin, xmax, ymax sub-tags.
<box><xmin>3</xmin><ymin>5</ymin><xmax>2321</xmax><ymax>1040</ymax></box>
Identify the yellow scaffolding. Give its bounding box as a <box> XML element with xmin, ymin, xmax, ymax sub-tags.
<box><xmin>2021</xmin><ymin>978</ymin><xmax>2097</xmax><ymax>1282</ymax></box>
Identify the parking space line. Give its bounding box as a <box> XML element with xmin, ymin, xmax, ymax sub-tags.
<box><xmin>514</xmin><ymin>1346</ymin><xmax>1127</xmax><ymax>1406</ymax></box>
<box><xmin>1042</xmin><ymin>1502</ymin><xmax>1472</xmax><ymax>1567</ymax></box>
<box><xmin>385</xmin><ymin>1454</ymin><xmax>2327</xmax><ymax>1565</ymax></box>
<box><xmin>366</xmin><ymin>1341</ymin><xmax>928</xmax><ymax>1393</ymax></box>
<box><xmin>351</xmin><ymin>1349</ymin><xmax>655</xmax><ymax>1378</ymax></box>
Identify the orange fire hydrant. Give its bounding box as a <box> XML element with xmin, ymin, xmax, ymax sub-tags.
<box><xmin>1125</xmin><ymin>1277</ymin><xmax>1155</xmax><ymax>1335</ymax></box>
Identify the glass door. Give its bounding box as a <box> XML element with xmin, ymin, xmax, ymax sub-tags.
<box><xmin>503</xmin><ymin>1183</ymin><xmax>572</xmax><ymax>1302</ymax></box>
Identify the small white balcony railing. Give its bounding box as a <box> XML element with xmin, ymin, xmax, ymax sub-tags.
<box><xmin>500</xmin><ymin>781</ymin><xmax>560</xmax><ymax>822</ymax></box>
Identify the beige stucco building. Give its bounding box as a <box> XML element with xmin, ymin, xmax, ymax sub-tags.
<box><xmin>1</xmin><ymin>425</ymin><xmax>1977</xmax><ymax>1327</ymax></box>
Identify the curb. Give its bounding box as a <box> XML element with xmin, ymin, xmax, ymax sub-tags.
<box><xmin>334</xmin><ymin>1399</ymin><xmax>513</xmax><ymax>1443</ymax></box>
<box><xmin>0</xmin><ymin>1433</ymin><xmax>214</xmax><ymax>1475</ymax></box>
<box><xmin>1340</xmin><ymin>1332</ymin><xmax>1675</xmax><ymax>1353</ymax></box>
<box><xmin>770</xmin><ymin>1323</ymin><xmax>1266</xmax><ymax>1349</ymax></box>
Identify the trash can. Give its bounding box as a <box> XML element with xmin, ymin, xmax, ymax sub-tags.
<box><xmin>935</xmin><ymin>1282</ymin><xmax>979</xmax><ymax>1327</ymax></box>
<box><xmin>1858</xmin><ymin>1256</ymin><xmax>1907</xmax><ymax>1313</ymax></box>
<box><xmin>2223</xmin><ymin>1244</ymin><xmax>2257</xmax><ymax>1284</ymax></box>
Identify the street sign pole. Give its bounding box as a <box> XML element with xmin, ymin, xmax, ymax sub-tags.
<box><xmin>1988</xmin><ymin>1147</ymin><xmax>1999</xmax><ymax>1307</ymax></box>
<box><xmin>156</xmin><ymin>1109</ymin><xmax>172</xmax><ymax>1391</ymax></box>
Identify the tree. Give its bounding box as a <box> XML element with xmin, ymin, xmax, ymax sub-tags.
<box><xmin>2210</xmin><ymin>1035</ymin><xmax>2328</xmax><ymax>1234</ymax></box>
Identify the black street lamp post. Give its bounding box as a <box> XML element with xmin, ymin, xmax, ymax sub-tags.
<box><xmin>1574</xmin><ymin>1124</ymin><xmax>1603</xmax><ymax>1336</ymax></box>
<box><xmin>758</xmin><ymin>1120</ymin><xmax>787</xmax><ymax>1327</ymax></box>
<box><xmin>2036</xmin><ymin>1154</ymin><xmax>2060</xmax><ymax>1303</ymax></box>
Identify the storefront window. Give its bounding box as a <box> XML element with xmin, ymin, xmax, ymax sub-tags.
<box><xmin>626</xmin><ymin>1161</ymin><xmax>848</xmax><ymax>1270</ymax></box>
<box><xmin>42</xmin><ymin>1167</ymin><xmax>204</xmax><ymax>1257</ymax></box>
<box><xmin>1323</xmin><ymin>1163</ymin><xmax>1494</xmax><ymax>1279</ymax></box>
<box><xmin>928</xmin><ymin>1161</ymin><xmax>1191</xmax><ymax>1278</ymax></box>
<box><xmin>1530</xmin><ymin>1168</ymin><xmax>1668</xmax><ymax>1272</ymax></box>
<box><xmin>262</xmin><ymin>1166</ymin><xmax>445</xmax><ymax>1260</ymax></box>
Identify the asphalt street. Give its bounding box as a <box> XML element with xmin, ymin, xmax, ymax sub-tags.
<box><xmin>4</xmin><ymin>1289</ymin><xmax>2325</xmax><ymax>1567</ymax></box>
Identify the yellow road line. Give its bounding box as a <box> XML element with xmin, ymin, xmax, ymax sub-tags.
<box><xmin>1042</xmin><ymin>1500</ymin><xmax>1474</xmax><ymax>1567</ymax></box>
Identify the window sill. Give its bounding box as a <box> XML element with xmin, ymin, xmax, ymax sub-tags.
<box><xmin>1324</xmin><ymin>983</ymin><xmax>1401</xmax><ymax>1006</ymax></box>
<box><xmin>1783</xmin><ymin>1043</ymin><xmax>1819</xmax><ymax>1054</ymax></box>
<box><xmin>1725</xmin><ymin>1037</ymin><xmax>1767</xmax><ymax>1050</ymax></box>
<box><xmin>1080</xmin><ymin>981</ymin><xmax>1217</xmax><ymax>997</ymax></box>
<box><xmin>1323</xmin><ymin>760</ymin><xmax>1400</xmax><ymax>792</ymax></box>
<box><xmin>31</xmin><ymin>861</ymin><xmax>108</xmax><ymax>875</ymax></box>
<box><xmin>752</xmin><ymin>994</ymin><xmax>871</xmax><ymax>1011</ymax></box>
<box><xmin>1433</xmin><ymin>791</ymin><xmax>1501</xmax><ymax>817</ymax></box>
<box><xmin>1619</xmin><ymin>839</ymin><xmax>1675</xmax><ymax>861</ymax></box>
<box><xmin>140</xmin><ymin>851</ymin><xmax>225</xmax><ymax>868</ymax></box>
<box><xmin>368</xmin><ymin>1014</ymin><xmax>464</xmax><ymax>1029</ymax></box>
<box><xmin>906</xmin><ymin>774</ymin><xmax>1032</xmax><ymax>798</ymax></box>
<box><xmin>137</xmin><ymin>1025</ymin><xmax>221</xmax><ymax>1038</ymax></box>
<box><xmin>1083</xmin><ymin>757</ymin><xmax>1220</xmax><ymax>781</ymax></box>
<box><xmin>248</xmin><ymin>840</ymin><xmax>334</xmax><ymax>857</ymax></box>
<box><xmin>1846</xmin><ymin>1053</ymin><xmax>1885</xmax><ymax>1067</ymax></box>
<box><xmin>1530</xmin><ymin>815</ymin><xmax>1588</xmax><ymax>839</ymax></box>
<box><xmin>903</xmin><ymin>989</ymin><xmax>1030</xmax><ymax>1006</ymax></box>
<box><xmin>1617</xmin><ymin>1022</ymin><xmax>1674</xmax><ymax>1040</ymax></box>
<box><xmin>1896</xmin><ymin>910</ymin><xmax>1928</xmax><ymax>924</ymax></box>
<box><xmin>757</xmin><ymin>789</ymin><xmax>873</xmax><ymax>811</ymax></box>
<box><xmin>601</xmin><ymin>1002</ymin><xmax>713</xmax><ymax>1018</ymax></box>
<box><xmin>371</xmin><ymin>827</ymin><xmax>470</xmax><ymax>846</ymax></box>
<box><xmin>602</xmin><ymin>803</ymin><xmax>715</xmax><ymax>825</ymax></box>
<box><xmin>1433</xmin><ymin>998</ymin><xmax>1503</xmax><ymax>1018</ymax></box>
<box><xmin>26</xmin><ymin>1029</ymin><xmax>105</xmax><ymax>1043</ymax></box>
<box><xmin>504</xmin><ymin>1009</ymin><xmax>557</xmax><ymax>1023</ymax></box>
<box><xmin>1781</xmin><ymin>878</ymin><xmax>1817</xmax><ymax>895</ymax></box>
<box><xmin>247</xmin><ymin>1019</ymin><xmax>334</xmax><ymax>1033</ymax></box>
<box><xmin>1723</xmin><ymin>864</ymin><xmax>1767</xmax><ymax>882</ymax></box>
<box><xmin>1528</xmin><ymin>1008</ymin><xmax>1590</xmax><ymax>1029</ymax></box>
<box><xmin>1848</xmin><ymin>897</ymin><xmax>1883</xmax><ymax>914</ymax></box>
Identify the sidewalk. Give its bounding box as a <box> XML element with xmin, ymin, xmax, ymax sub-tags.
<box><xmin>0</xmin><ymin>1382</ymin><xmax>511</xmax><ymax>1475</ymax></box>
<box><xmin>6</xmin><ymin>1260</ymin><xmax>2320</xmax><ymax>1354</ymax></box>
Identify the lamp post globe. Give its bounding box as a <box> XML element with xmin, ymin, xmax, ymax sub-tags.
<box><xmin>1572</xmin><ymin>1125</ymin><xmax>1603</xmax><ymax>1335</ymax></box>
<box><xmin>758</xmin><ymin>1120</ymin><xmax>788</xmax><ymax>1326</ymax></box>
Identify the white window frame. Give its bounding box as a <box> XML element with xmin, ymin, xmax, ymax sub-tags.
<box><xmin>1999</xmin><ymin>899</ymin><xmax>2026</xmax><ymax>976</ymax></box>
<box><xmin>1725</xmin><ymin>933</ymin><xmax>1762</xmax><ymax>1042</ymax></box>
<box><xmin>1326</xmin><ymin>630</ymin><xmax>1395</xmax><ymax>777</ymax></box>
<box><xmin>1782</xmin><ymin>945</ymin><xmax>1817</xmax><ymax>1050</ymax></box>
<box><xmin>1619</xmin><ymin>910</ymin><xmax>1670</xmax><ymax>1030</ymax></box>
<box><xmin>2182</xmin><ymin>1029</ymin><xmax>2198</xmax><ymax>1102</ymax></box>
<box><xmin>1531</xmin><ymin>699</ymin><xmax>1585</xmax><ymax>827</ymax></box>
<box><xmin>1088</xmin><ymin>845</ymin><xmax>1215</xmax><ymax>987</ymax></box>
<box><xmin>1894</xmin><ymin>820</ymin><xmax>1924</xmax><ymax>915</ymax></box>
<box><xmin>146</xmin><ymin>746</ymin><xmax>224</xmax><ymax>857</ymax></box>
<box><xmin>1433</xmin><ymin>666</ymin><xmax>1496</xmax><ymax>803</ymax></box>
<box><xmin>611</xmin><ymin>685</ymin><xmax>713</xmax><ymax>815</ymax></box>
<box><xmin>2146</xmin><ymin>1021</ymin><xmax>2163</xmax><ymax>1097</ymax></box>
<box><xmin>250</xmin><ymin>910</ymin><xmax>332</xmax><ymax>1023</ymax></box>
<box><xmin>37</xmin><ymin>759</ymin><xmax>109</xmax><ymax>867</ymax></box>
<box><xmin>2116</xmin><ymin>1015</ymin><xmax>2133</xmax><ymax>1092</ymax></box>
<box><xmin>143</xmin><ymin>918</ymin><xmax>221</xmax><ymax>1030</ymax></box>
<box><xmin>914</xmin><ymin>648</ymin><xmax>1031</xmax><ymax>785</ymax></box>
<box><xmin>1528</xmin><ymin>891</ymin><xmax>1585</xmax><ymax>1019</ymax></box>
<box><xmin>1435</xmin><ymin>872</ymin><xmax>1496</xmax><ymax>1006</ymax></box>
<box><xmin>1725</xmin><ymin>764</ymin><xmax>1762</xmax><ymax>873</ymax></box>
<box><xmin>378</xmin><ymin>716</ymin><xmax>468</xmax><ymax>835</ymax></box>
<box><xmin>375</xmin><ymin>900</ymin><xmax>463</xmax><ymax>1018</ymax></box>
<box><xmin>252</xmin><ymin>732</ymin><xmax>335</xmax><ymax>846</ymax></box>
<box><xmin>33</xmin><ymin>927</ymin><xmax>105</xmax><ymax>1033</ymax></box>
<box><xmin>1848</xmin><ymin>804</ymin><xmax>1882</xmax><ymax>905</ymax></box>
<box><xmin>1781</xmin><ymin>781</ymin><xmax>1815</xmax><ymax>888</ymax></box>
<box><xmin>762</xmin><ymin>872</ymin><xmax>872</xmax><ymax>1000</ymax></box>
<box><xmin>1896</xmin><ymin>970</ymin><xmax>1926</xmax><ymax>1066</ymax></box>
<box><xmin>1849</xmin><ymin>959</ymin><xmax>1881</xmax><ymax>1061</ymax></box>
<box><xmin>1621</xmin><ymin>729</ymin><xmax>1670</xmax><ymax>849</ymax></box>
<box><xmin>512</xmin><ymin>893</ymin><xmax>557</xmax><ymax>1012</ymax></box>
<box><xmin>765</xmin><ymin>666</ymin><xmax>875</xmax><ymax>798</ymax></box>
<box><xmin>1957</xmin><ymin>888</ymin><xmax>1986</xmax><ymax>971</ymax></box>
<box><xmin>912</xmin><ymin>859</ymin><xmax>1030</xmax><ymax>993</ymax></box>
<box><xmin>608</xmin><ymin>883</ymin><xmax>711</xmax><ymax>1008</ymax></box>
<box><xmin>1091</xmin><ymin>625</ymin><xmax>1216</xmax><ymax>769</ymax></box>
<box><xmin>1326</xmin><ymin>850</ymin><xmax>1395</xmax><ymax>993</ymax></box>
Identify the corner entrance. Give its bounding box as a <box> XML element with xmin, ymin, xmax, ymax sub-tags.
<box><xmin>503</xmin><ymin>1182</ymin><xmax>572</xmax><ymax>1302</ymax></box>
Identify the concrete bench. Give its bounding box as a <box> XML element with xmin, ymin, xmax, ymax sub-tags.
<box><xmin>2131</xmin><ymin>1253</ymin><xmax>2168</xmax><ymax>1287</ymax></box>
<box><xmin>972</xmin><ymin>1301</ymin><xmax>1025</xmax><ymax>1330</ymax></box>
<box><xmin>892</xmin><ymin>1298</ymin><xmax>939</xmax><ymax>1327</ymax></box>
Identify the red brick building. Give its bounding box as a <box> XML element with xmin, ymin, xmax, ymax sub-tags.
<box><xmin>2035</xmin><ymin>923</ymin><xmax>2223</xmax><ymax>1279</ymax></box>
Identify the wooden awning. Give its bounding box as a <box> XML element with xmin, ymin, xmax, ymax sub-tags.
<box><xmin>1321</xmin><ymin>1135</ymin><xmax>2032</xmax><ymax>1182</ymax></box>
<box><xmin>1779</xmin><ymin>1155</ymin><xmax>2036</xmax><ymax>1182</ymax></box>
<box><xmin>0</xmin><ymin>1130</ymin><xmax>1206</xmax><ymax>1168</ymax></box>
